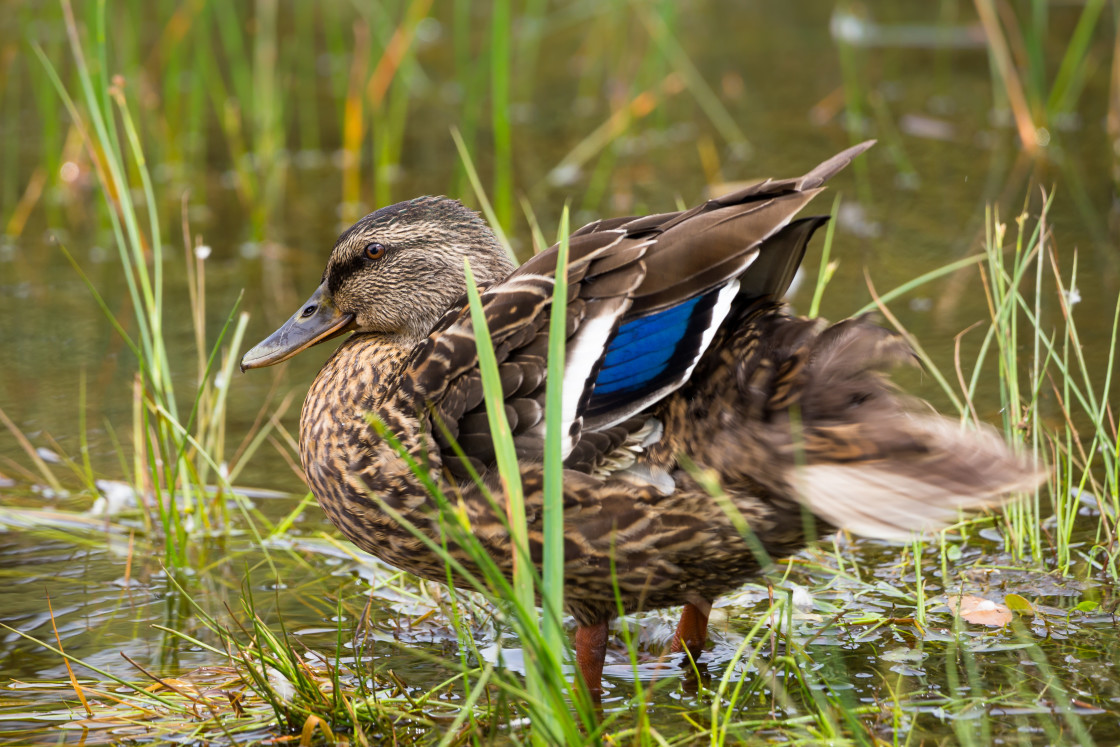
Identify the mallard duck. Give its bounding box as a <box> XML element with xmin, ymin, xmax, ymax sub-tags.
<box><xmin>241</xmin><ymin>141</ymin><xmax>1041</xmax><ymax>694</ymax></box>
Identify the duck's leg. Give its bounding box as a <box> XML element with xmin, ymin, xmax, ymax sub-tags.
<box><xmin>574</xmin><ymin>621</ymin><xmax>609</xmax><ymax>697</ymax></box>
<box><xmin>671</xmin><ymin>599</ymin><xmax>711</xmax><ymax>658</ymax></box>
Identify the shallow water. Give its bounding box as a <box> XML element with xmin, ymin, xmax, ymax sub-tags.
<box><xmin>2</xmin><ymin>1</ymin><xmax>1119</xmax><ymax>743</ymax></box>
<box><xmin>2</xmin><ymin>524</ymin><xmax>1116</xmax><ymax>743</ymax></box>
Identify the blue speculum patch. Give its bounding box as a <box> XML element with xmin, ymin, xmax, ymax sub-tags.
<box><xmin>593</xmin><ymin>295</ymin><xmax>705</xmax><ymax>396</ymax></box>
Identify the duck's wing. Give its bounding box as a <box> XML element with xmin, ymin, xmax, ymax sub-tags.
<box><xmin>406</xmin><ymin>142</ymin><xmax>872</xmax><ymax>475</ymax></box>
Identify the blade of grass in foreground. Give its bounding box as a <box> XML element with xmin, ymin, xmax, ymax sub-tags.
<box><xmin>463</xmin><ymin>260</ymin><xmax>531</xmax><ymax>615</ymax></box>
<box><xmin>541</xmin><ymin>206</ymin><xmax>570</xmax><ymax>689</ymax></box>
<box><xmin>463</xmin><ymin>259</ymin><xmax>566</xmax><ymax>745</ymax></box>
<box><xmin>367</xmin><ymin>402</ymin><xmax>595</xmax><ymax>742</ymax></box>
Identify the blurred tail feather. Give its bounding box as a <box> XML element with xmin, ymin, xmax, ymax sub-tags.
<box><xmin>708</xmin><ymin>302</ymin><xmax>1046</xmax><ymax>538</ymax></box>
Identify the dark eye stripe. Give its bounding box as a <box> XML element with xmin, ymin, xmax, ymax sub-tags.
<box><xmin>327</xmin><ymin>254</ymin><xmax>368</xmax><ymax>294</ymax></box>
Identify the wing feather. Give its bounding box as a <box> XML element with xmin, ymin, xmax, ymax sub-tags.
<box><xmin>404</xmin><ymin>142</ymin><xmax>873</xmax><ymax>475</ymax></box>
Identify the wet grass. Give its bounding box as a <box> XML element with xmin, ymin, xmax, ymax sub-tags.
<box><xmin>2</xmin><ymin>0</ymin><xmax>1119</xmax><ymax>744</ymax></box>
<box><xmin>2</xmin><ymin>520</ymin><xmax>1117</xmax><ymax>744</ymax></box>
<box><xmin>26</xmin><ymin>0</ymin><xmax>274</xmax><ymax>569</ymax></box>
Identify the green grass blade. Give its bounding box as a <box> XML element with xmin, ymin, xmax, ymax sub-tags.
<box><xmin>541</xmin><ymin>206</ymin><xmax>570</xmax><ymax>678</ymax></box>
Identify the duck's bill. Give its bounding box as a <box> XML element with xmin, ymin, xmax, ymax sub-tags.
<box><xmin>240</xmin><ymin>282</ymin><xmax>355</xmax><ymax>371</ymax></box>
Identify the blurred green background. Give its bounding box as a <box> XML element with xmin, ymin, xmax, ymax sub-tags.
<box><xmin>2</xmin><ymin>2</ymin><xmax>1117</xmax><ymax>490</ymax></box>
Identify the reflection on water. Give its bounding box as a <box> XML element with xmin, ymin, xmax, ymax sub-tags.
<box><xmin>1</xmin><ymin>0</ymin><xmax>1118</xmax><ymax>742</ymax></box>
<box><xmin>3</xmin><ymin>527</ymin><xmax>1117</xmax><ymax>743</ymax></box>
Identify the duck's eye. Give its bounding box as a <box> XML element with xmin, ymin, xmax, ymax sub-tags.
<box><xmin>363</xmin><ymin>242</ymin><xmax>387</xmax><ymax>261</ymax></box>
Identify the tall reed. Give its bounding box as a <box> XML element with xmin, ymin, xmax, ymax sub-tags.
<box><xmin>33</xmin><ymin>0</ymin><xmax>268</xmax><ymax>565</ymax></box>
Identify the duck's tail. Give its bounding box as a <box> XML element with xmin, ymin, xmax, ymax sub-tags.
<box><xmin>707</xmin><ymin>302</ymin><xmax>1046</xmax><ymax>539</ymax></box>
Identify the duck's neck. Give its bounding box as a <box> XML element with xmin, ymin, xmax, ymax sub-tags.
<box><xmin>298</xmin><ymin>333</ymin><xmax>434</xmax><ymax>557</ymax></box>
<box><xmin>302</xmin><ymin>332</ymin><xmax>405</xmax><ymax>418</ymax></box>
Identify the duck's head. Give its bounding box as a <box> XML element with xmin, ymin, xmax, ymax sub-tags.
<box><xmin>241</xmin><ymin>196</ymin><xmax>515</xmax><ymax>370</ymax></box>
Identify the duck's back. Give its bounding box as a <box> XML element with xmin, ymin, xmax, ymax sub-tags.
<box><xmin>395</xmin><ymin>143</ymin><xmax>878</xmax><ymax>482</ymax></box>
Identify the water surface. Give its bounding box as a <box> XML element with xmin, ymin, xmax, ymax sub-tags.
<box><xmin>2</xmin><ymin>1</ymin><xmax>1118</xmax><ymax>743</ymax></box>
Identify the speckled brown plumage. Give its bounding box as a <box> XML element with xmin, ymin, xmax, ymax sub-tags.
<box><xmin>242</xmin><ymin>143</ymin><xmax>1044</xmax><ymax>694</ymax></box>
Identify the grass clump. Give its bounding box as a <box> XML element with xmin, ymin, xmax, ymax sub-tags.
<box><xmin>16</xmin><ymin>0</ymin><xmax>286</xmax><ymax>568</ymax></box>
<box><xmin>950</xmin><ymin>200</ymin><xmax>1118</xmax><ymax>573</ymax></box>
<box><xmin>1</xmin><ymin>581</ymin><xmax>496</xmax><ymax>746</ymax></box>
